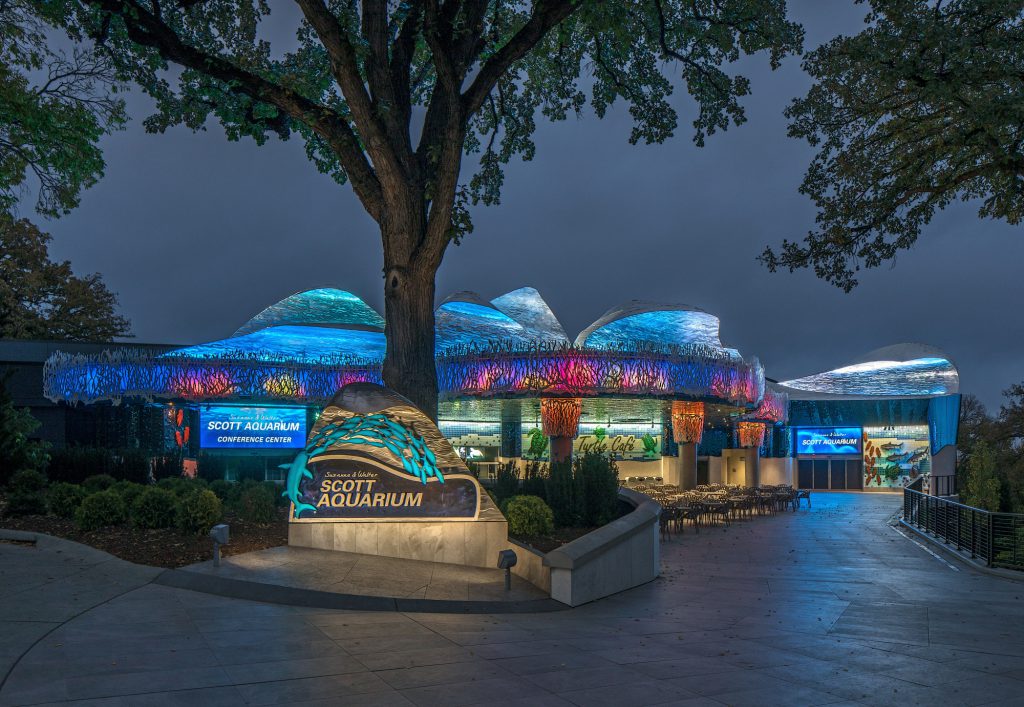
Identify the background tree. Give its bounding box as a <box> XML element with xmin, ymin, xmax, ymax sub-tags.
<box><xmin>0</xmin><ymin>214</ymin><xmax>131</xmax><ymax>340</ymax></box>
<box><xmin>0</xmin><ymin>373</ymin><xmax>49</xmax><ymax>485</ymax></box>
<box><xmin>956</xmin><ymin>394</ymin><xmax>991</xmax><ymax>465</ymax></box>
<box><xmin>51</xmin><ymin>0</ymin><xmax>802</xmax><ymax>416</ymax></box>
<box><xmin>957</xmin><ymin>384</ymin><xmax>1024</xmax><ymax>513</ymax></box>
<box><xmin>959</xmin><ymin>439</ymin><xmax>1002</xmax><ymax>511</ymax></box>
<box><xmin>761</xmin><ymin>0</ymin><xmax>1024</xmax><ymax>291</ymax></box>
<box><xmin>0</xmin><ymin>1</ymin><xmax>126</xmax><ymax>217</ymax></box>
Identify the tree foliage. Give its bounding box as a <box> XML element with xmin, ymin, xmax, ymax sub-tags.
<box><xmin>762</xmin><ymin>0</ymin><xmax>1024</xmax><ymax>291</ymax></box>
<box><xmin>0</xmin><ymin>1</ymin><xmax>126</xmax><ymax>217</ymax></box>
<box><xmin>0</xmin><ymin>374</ymin><xmax>49</xmax><ymax>486</ymax></box>
<box><xmin>960</xmin><ymin>439</ymin><xmax>1001</xmax><ymax>511</ymax></box>
<box><xmin>43</xmin><ymin>0</ymin><xmax>802</xmax><ymax>414</ymax></box>
<box><xmin>958</xmin><ymin>387</ymin><xmax>1024</xmax><ymax>513</ymax></box>
<box><xmin>0</xmin><ymin>214</ymin><xmax>131</xmax><ymax>340</ymax></box>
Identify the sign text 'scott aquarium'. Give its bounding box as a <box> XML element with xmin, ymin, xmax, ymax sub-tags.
<box><xmin>200</xmin><ymin>406</ymin><xmax>307</xmax><ymax>449</ymax></box>
<box><xmin>794</xmin><ymin>427</ymin><xmax>862</xmax><ymax>456</ymax></box>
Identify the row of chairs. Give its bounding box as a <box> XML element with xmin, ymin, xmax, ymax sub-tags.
<box><xmin>626</xmin><ymin>482</ymin><xmax>810</xmax><ymax>539</ymax></box>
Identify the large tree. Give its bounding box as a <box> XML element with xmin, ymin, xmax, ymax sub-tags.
<box><xmin>761</xmin><ymin>0</ymin><xmax>1024</xmax><ymax>291</ymax></box>
<box><xmin>48</xmin><ymin>0</ymin><xmax>802</xmax><ymax>416</ymax></box>
<box><xmin>0</xmin><ymin>214</ymin><xmax>131</xmax><ymax>340</ymax></box>
<box><xmin>0</xmin><ymin>1</ymin><xmax>126</xmax><ymax>216</ymax></box>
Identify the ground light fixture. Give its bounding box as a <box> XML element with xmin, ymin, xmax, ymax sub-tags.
<box><xmin>210</xmin><ymin>523</ymin><xmax>229</xmax><ymax>567</ymax></box>
<box><xmin>497</xmin><ymin>549</ymin><xmax>517</xmax><ymax>590</ymax></box>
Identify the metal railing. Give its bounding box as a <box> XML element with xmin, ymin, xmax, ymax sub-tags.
<box><xmin>903</xmin><ymin>488</ymin><xmax>1024</xmax><ymax>570</ymax></box>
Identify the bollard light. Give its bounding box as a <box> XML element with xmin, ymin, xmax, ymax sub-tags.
<box><xmin>210</xmin><ymin>523</ymin><xmax>229</xmax><ymax>567</ymax></box>
<box><xmin>497</xmin><ymin>549</ymin><xmax>517</xmax><ymax>591</ymax></box>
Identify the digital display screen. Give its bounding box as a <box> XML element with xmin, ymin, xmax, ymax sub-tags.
<box><xmin>794</xmin><ymin>427</ymin><xmax>862</xmax><ymax>456</ymax></box>
<box><xmin>199</xmin><ymin>406</ymin><xmax>307</xmax><ymax>449</ymax></box>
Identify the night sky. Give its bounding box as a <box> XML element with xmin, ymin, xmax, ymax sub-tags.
<box><xmin>40</xmin><ymin>1</ymin><xmax>1022</xmax><ymax>411</ymax></box>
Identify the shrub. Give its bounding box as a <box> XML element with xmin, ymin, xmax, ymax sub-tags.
<box><xmin>49</xmin><ymin>482</ymin><xmax>86</xmax><ymax>518</ymax></box>
<box><xmin>175</xmin><ymin>489</ymin><xmax>222</xmax><ymax>534</ymax></box>
<box><xmin>236</xmin><ymin>484</ymin><xmax>276</xmax><ymax>523</ymax></box>
<box><xmin>131</xmin><ymin>487</ymin><xmax>178</xmax><ymax>529</ymax></box>
<box><xmin>0</xmin><ymin>380</ymin><xmax>50</xmax><ymax>486</ymax></box>
<box><xmin>75</xmin><ymin>490</ymin><xmax>127</xmax><ymax>531</ymax></box>
<box><xmin>261</xmin><ymin>480</ymin><xmax>288</xmax><ymax>507</ymax></box>
<box><xmin>114</xmin><ymin>449</ymin><xmax>150</xmax><ymax>484</ymax></box>
<box><xmin>545</xmin><ymin>460</ymin><xmax>578</xmax><ymax>527</ymax></box>
<box><xmin>46</xmin><ymin>446</ymin><xmax>115</xmax><ymax>484</ymax></box>
<box><xmin>208</xmin><ymin>479</ymin><xmax>235</xmax><ymax>503</ymax></box>
<box><xmin>521</xmin><ymin>461</ymin><xmax>547</xmax><ymax>500</ymax></box>
<box><xmin>5</xmin><ymin>470</ymin><xmax>48</xmax><ymax>516</ymax></box>
<box><xmin>82</xmin><ymin>474</ymin><xmax>116</xmax><ymax>494</ymax></box>
<box><xmin>575</xmin><ymin>452</ymin><xmax>620</xmax><ymax>526</ymax></box>
<box><xmin>157</xmin><ymin>476</ymin><xmax>208</xmax><ymax>497</ymax></box>
<box><xmin>492</xmin><ymin>461</ymin><xmax>520</xmax><ymax>506</ymax></box>
<box><xmin>9</xmin><ymin>468</ymin><xmax>47</xmax><ymax>493</ymax></box>
<box><xmin>503</xmin><ymin>495</ymin><xmax>554</xmax><ymax>537</ymax></box>
<box><xmin>5</xmin><ymin>490</ymin><xmax>48</xmax><ymax>516</ymax></box>
<box><xmin>111</xmin><ymin>480</ymin><xmax>146</xmax><ymax>509</ymax></box>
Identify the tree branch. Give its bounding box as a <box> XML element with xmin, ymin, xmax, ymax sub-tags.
<box><xmin>295</xmin><ymin>0</ymin><xmax>412</xmax><ymax>183</ymax></box>
<box><xmin>461</xmin><ymin>0</ymin><xmax>578</xmax><ymax>118</ymax></box>
<box><xmin>90</xmin><ymin>0</ymin><xmax>385</xmax><ymax>221</ymax></box>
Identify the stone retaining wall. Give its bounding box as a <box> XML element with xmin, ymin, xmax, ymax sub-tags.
<box><xmin>542</xmin><ymin>488</ymin><xmax>661</xmax><ymax>606</ymax></box>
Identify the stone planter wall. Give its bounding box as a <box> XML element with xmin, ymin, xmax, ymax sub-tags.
<box><xmin>542</xmin><ymin>488</ymin><xmax>661</xmax><ymax>606</ymax></box>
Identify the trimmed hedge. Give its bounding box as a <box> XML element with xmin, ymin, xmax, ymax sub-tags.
<box><xmin>49</xmin><ymin>482</ymin><xmax>86</xmax><ymax>518</ymax></box>
<box><xmin>208</xmin><ymin>479</ymin><xmax>235</xmax><ymax>503</ymax></box>
<box><xmin>82</xmin><ymin>474</ymin><xmax>116</xmax><ymax>494</ymax></box>
<box><xmin>9</xmin><ymin>468</ymin><xmax>47</xmax><ymax>493</ymax></box>
<box><xmin>131</xmin><ymin>487</ymin><xmax>177</xmax><ymax>529</ymax></box>
<box><xmin>175</xmin><ymin>489</ymin><xmax>222</xmax><ymax>535</ymax></box>
<box><xmin>502</xmin><ymin>495</ymin><xmax>554</xmax><ymax>537</ymax></box>
<box><xmin>5</xmin><ymin>469</ymin><xmax>48</xmax><ymax>517</ymax></box>
<box><xmin>236</xmin><ymin>484</ymin><xmax>276</xmax><ymax>523</ymax></box>
<box><xmin>75</xmin><ymin>490</ymin><xmax>127</xmax><ymax>531</ymax></box>
<box><xmin>492</xmin><ymin>461</ymin><xmax>521</xmax><ymax>506</ymax></box>
<box><xmin>111</xmin><ymin>480</ymin><xmax>145</xmax><ymax>509</ymax></box>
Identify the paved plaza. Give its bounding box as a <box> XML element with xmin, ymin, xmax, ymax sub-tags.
<box><xmin>181</xmin><ymin>545</ymin><xmax>549</xmax><ymax>604</ymax></box>
<box><xmin>2</xmin><ymin>493</ymin><xmax>1023</xmax><ymax>706</ymax></box>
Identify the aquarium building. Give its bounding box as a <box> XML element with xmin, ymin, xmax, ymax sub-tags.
<box><xmin>41</xmin><ymin>287</ymin><xmax>961</xmax><ymax>494</ymax></box>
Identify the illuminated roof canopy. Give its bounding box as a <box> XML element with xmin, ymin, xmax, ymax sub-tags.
<box><xmin>490</xmin><ymin>287</ymin><xmax>570</xmax><ymax>345</ymax></box>
<box><xmin>779</xmin><ymin>344</ymin><xmax>959</xmax><ymax>398</ymax></box>
<box><xmin>43</xmin><ymin>287</ymin><xmax>953</xmax><ymax>412</ymax></box>
<box><xmin>575</xmin><ymin>301</ymin><xmax>730</xmax><ymax>352</ymax></box>
<box><xmin>164</xmin><ymin>325</ymin><xmax>386</xmax><ymax>364</ymax></box>
<box><xmin>435</xmin><ymin>293</ymin><xmax>538</xmax><ymax>351</ymax></box>
<box><xmin>234</xmin><ymin>288</ymin><xmax>384</xmax><ymax>336</ymax></box>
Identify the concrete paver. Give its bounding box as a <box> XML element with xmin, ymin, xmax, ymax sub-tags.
<box><xmin>181</xmin><ymin>545</ymin><xmax>546</xmax><ymax>602</ymax></box>
<box><xmin>2</xmin><ymin>493</ymin><xmax>1023</xmax><ymax>706</ymax></box>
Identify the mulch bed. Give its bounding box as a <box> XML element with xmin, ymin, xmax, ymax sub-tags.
<box><xmin>1</xmin><ymin>507</ymin><xmax>289</xmax><ymax>569</ymax></box>
<box><xmin>511</xmin><ymin>526</ymin><xmax>596</xmax><ymax>554</ymax></box>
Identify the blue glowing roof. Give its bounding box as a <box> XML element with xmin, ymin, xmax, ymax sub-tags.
<box><xmin>234</xmin><ymin>288</ymin><xmax>384</xmax><ymax>336</ymax></box>
<box><xmin>163</xmin><ymin>325</ymin><xmax>386</xmax><ymax>363</ymax></box>
<box><xmin>490</xmin><ymin>287</ymin><xmax>570</xmax><ymax>345</ymax></box>
<box><xmin>780</xmin><ymin>345</ymin><xmax>959</xmax><ymax>398</ymax></box>
<box><xmin>575</xmin><ymin>302</ymin><xmax>723</xmax><ymax>350</ymax></box>
<box><xmin>435</xmin><ymin>296</ymin><xmax>536</xmax><ymax>351</ymax></box>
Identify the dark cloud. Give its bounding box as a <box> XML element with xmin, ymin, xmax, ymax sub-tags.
<box><xmin>41</xmin><ymin>1</ymin><xmax>1021</xmax><ymax>412</ymax></box>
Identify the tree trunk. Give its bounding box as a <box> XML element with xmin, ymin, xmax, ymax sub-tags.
<box><xmin>382</xmin><ymin>258</ymin><xmax>440</xmax><ymax>421</ymax></box>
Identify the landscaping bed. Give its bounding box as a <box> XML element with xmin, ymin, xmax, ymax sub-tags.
<box><xmin>0</xmin><ymin>500</ymin><xmax>288</xmax><ymax>568</ymax></box>
<box><xmin>509</xmin><ymin>526</ymin><xmax>595</xmax><ymax>553</ymax></box>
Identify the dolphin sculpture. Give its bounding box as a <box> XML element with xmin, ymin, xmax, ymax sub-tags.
<box><xmin>281</xmin><ymin>413</ymin><xmax>444</xmax><ymax>519</ymax></box>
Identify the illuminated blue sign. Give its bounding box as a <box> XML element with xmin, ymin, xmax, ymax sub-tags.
<box><xmin>200</xmin><ymin>406</ymin><xmax>306</xmax><ymax>449</ymax></box>
<box><xmin>794</xmin><ymin>427</ymin><xmax>862</xmax><ymax>456</ymax></box>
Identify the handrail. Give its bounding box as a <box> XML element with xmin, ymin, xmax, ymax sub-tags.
<box><xmin>903</xmin><ymin>488</ymin><xmax>1024</xmax><ymax>570</ymax></box>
